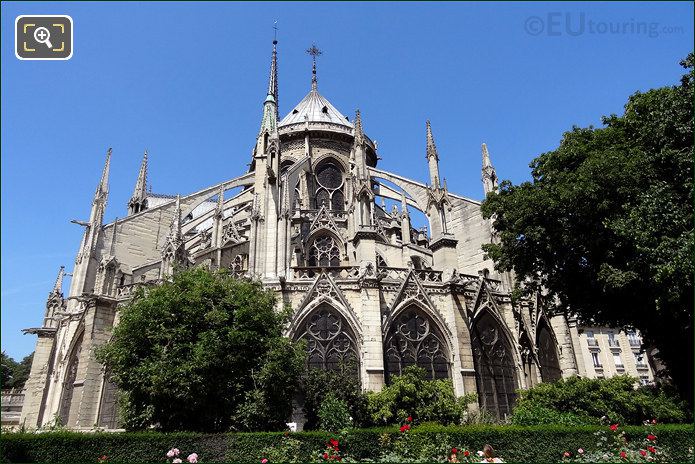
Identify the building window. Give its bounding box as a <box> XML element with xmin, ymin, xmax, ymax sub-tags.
<box><xmin>58</xmin><ymin>332</ymin><xmax>84</xmax><ymax>426</ymax></box>
<box><xmin>471</xmin><ymin>311</ymin><xmax>518</xmax><ymax>419</ymax></box>
<box><xmin>613</xmin><ymin>353</ymin><xmax>624</xmax><ymax>369</ymax></box>
<box><xmin>314</xmin><ymin>160</ymin><xmax>345</xmax><ymax>211</ymax></box>
<box><xmin>591</xmin><ymin>351</ymin><xmax>602</xmax><ymax>368</ymax></box>
<box><xmin>586</xmin><ymin>330</ymin><xmax>598</xmax><ymax>347</ymax></box>
<box><xmin>296</xmin><ymin>304</ymin><xmax>359</xmax><ymax>372</ymax></box>
<box><xmin>607</xmin><ymin>332</ymin><xmax>619</xmax><ymax>348</ymax></box>
<box><xmin>307</xmin><ymin>235</ymin><xmax>341</xmax><ymax>267</ymax></box>
<box><xmin>627</xmin><ymin>331</ymin><xmax>641</xmax><ymax>347</ymax></box>
<box><xmin>634</xmin><ymin>352</ymin><xmax>647</xmax><ymax>368</ymax></box>
<box><xmin>640</xmin><ymin>376</ymin><xmax>650</xmax><ymax>386</ymax></box>
<box><xmin>384</xmin><ymin>307</ymin><xmax>450</xmax><ymax>382</ymax></box>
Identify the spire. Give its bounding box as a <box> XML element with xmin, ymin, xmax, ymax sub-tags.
<box><xmin>128</xmin><ymin>150</ymin><xmax>148</xmax><ymax>215</ymax></box>
<box><xmin>482</xmin><ymin>143</ymin><xmax>492</xmax><ymax>168</ymax></box>
<box><xmin>259</xmin><ymin>38</ymin><xmax>280</xmax><ymax>134</ymax></box>
<box><xmin>215</xmin><ymin>187</ymin><xmax>225</xmax><ymax>217</ymax></box>
<box><xmin>51</xmin><ymin>266</ymin><xmax>65</xmax><ymax>295</ymax></box>
<box><xmin>400</xmin><ymin>191</ymin><xmax>409</xmax><ymax>218</ymax></box>
<box><xmin>354</xmin><ymin>109</ymin><xmax>364</xmax><ymax>146</ymax></box>
<box><xmin>266</xmin><ymin>36</ymin><xmax>279</xmax><ymax>109</ymax></box>
<box><xmin>425</xmin><ymin>121</ymin><xmax>438</xmax><ymax>161</ymax></box>
<box><xmin>425</xmin><ymin>121</ymin><xmax>441</xmax><ymax>189</ymax></box>
<box><xmin>169</xmin><ymin>195</ymin><xmax>182</xmax><ymax>243</ymax></box>
<box><xmin>481</xmin><ymin>143</ymin><xmax>499</xmax><ymax>196</ymax></box>
<box><xmin>95</xmin><ymin>148</ymin><xmax>112</xmax><ymax>200</ymax></box>
<box><xmin>306</xmin><ymin>44</ymin><xmax>322</xmax><ymax>91</ymax></box>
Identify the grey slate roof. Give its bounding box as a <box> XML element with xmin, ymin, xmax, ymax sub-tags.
<box><xmin>279</xmin><ymin>89</ymin><xmax>353</xmax><ymax>128</ymax></box>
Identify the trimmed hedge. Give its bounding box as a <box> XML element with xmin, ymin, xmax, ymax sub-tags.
<box><xmin>1</xmin><ymin>424</ymin><xmax>692</xmax><ymax>463</ymax></box>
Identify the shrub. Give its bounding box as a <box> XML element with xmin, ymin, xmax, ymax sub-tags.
<box><xmin>365</xmin><ymin>366</ymin><xmax>477</xmax><ymax>426</ymax></box>
<box><xmin>301</xmin><ymin>364</ymin><xmax>367</xmax><ymax>430</ymax></box>
<box><xmin>1</xmin><ymin>425</ymin><xmax>692</xmax><ymax>463</ymax></box>
<box><xmin>510</xmin><ymin>376</ymin><xmax>689</xmax><ymax>426</ymax></box>
<box><xmin>318</xmin><ymin>393</ymin><xmax>352</xmax><ymax>432</ymax></box>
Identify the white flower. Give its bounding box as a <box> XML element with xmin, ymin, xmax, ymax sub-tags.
<box><xmin>477</xmin><ymin>450</ymin><xmax>485</xmax><ymax>457</ymax></box>
<box><xmin>578</xmin><ymin>448</ymin><xmax>584</xmax><ymax>454</ymax></box>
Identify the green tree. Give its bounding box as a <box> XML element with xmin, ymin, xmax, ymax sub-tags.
<box><xmin>1</xmin><ymin>352</ymin><xmax>17</xmax><ymax>388</ymax></box>
<box><xmin>96</xmin><ymin>268</ymin><xmax>305</xmax><ymax>432</ymax></box>
<box><xmin>301</xmin><ymin>363</ymin><xmax>367</xmax><ymax>430</ymax></box>
<box><xmin>12</xmin><ymin>353</ymin><xmax>34</xmax><ymax>388</ymax></box>
<box><xmin>481</xmin><ymin>54</ymin><xmax>694</xmax><ymax>403</ymax></box>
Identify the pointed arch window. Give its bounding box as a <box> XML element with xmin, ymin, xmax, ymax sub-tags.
<box><xmin>307</xmin><ymin>235</ymin><xmax>341</xmax><ymax>267</ymax></box>
<box><xmin>59</xmin><ymin>331</ymin><xmax>84</xmax><ymax>426</ymax></box>
<box><xmin>471</xmin><ymin>311</ymin><xmax>518</xmax><ymax>418</ymax></box>
<box><xmin>537</xmin><ymin>322</ymin><xmax>562</xmax><ymax>382</ymax></box>
<box><xmin>97</xmin><ymin>371</ymin><xmax>119</xmax><ymax>429</ymax></box>
<box><xmin>384</xmin><ymin>307</ymin><xmax>450</xmax><ymax>382</ymax></box>
<box><xmin>314</xmin><ymin>159</ymin><xmax>345</xmax><ymax>211</ymax></box>
<box><xmin>296</xmin><ymin>304</ymin><xmax>359</xmax><ymax>372</ymax></box>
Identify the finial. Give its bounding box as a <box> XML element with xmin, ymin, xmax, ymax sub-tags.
<box><xmin>96</xmin><ymin>147</ymin><xmax>112</xmax><ymax>198</ymax></box>
<box><xmin>354</xmin><ymin>109</ymin><xmax>364</xmax><ymax>145</ymax></box>
<box><xmin>273</xmin><ymin>20</ymin><xmax>278</xmax><ymax>44</ymax></box>
<box><xmin>52</xmin><ymin>266</ymin><xmax>65</xmax><ymax>295</ymax></box>
<box><xmin>425</xmin><ymin>121</ymin><xmax>438</xmax><ymax>160</ymax></box>
<box><xmin>215</xmin><ymin>187</ymin><xmax>225</xmax><ymax>217</ymax></box>
<box><xmin>306</xmin><ymin>44</ymin><xmax>322</xmax><ymax>91</ymax></box>
<box><xmin>482</xmin><ymin>143</ymin><xmax>492</xmax><ymax>168</ymax></box>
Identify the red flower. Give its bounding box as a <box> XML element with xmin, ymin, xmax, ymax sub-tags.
<box><xmin>330</xmin><ymin>438</ymin><xmax>339</xmax><ymax>447</ymax></box>
<box><xmin>647</xmin><ymin>434</ymin><xmax>656</xmax><ymax>441</ymax></box>
<box><xmin>620</xmin><ymin>451</ymin><xmax>627</xmax><ymax>459</ymax></box>
<box><xmin>464</xmin><ymin>450</ymin><xmax>470</xmax><ymax>457</ymax></box>
<box><xmin>651</xmin><ymin>419</ymin><xmax>657</xmax><ymax>424</ymax></box>
<box><xmin>451</xmin><ymin>448</ymin><xmax>458</xmax><ymax>454</ymax></box>
<box><xmin>648</xmin><ymin>446</ymin><xmax>656</xmax><ymax>454</ymax></box>
<box><xmin>406</xmin><ymin>416</ymin><xmax>413</xmax><ymax>423</ymax></box>
<box><xmin>563</xmin><ymin>451</ymin><xmax>571</xmax><ymax>458</ymax></box>
<box><xmin>610</xmin><ymin>423</ymin><xmax>619</xmax><ymax>431</ymax></box>
<box><xmin>323</xmin><ymin>453</ymin><xmax>328</xmax><ymax>460</ymax></box>
<box><xmin>639</xmin><ymin>450</ymin><xmax>647</xmax><ymax>457</ymax></box>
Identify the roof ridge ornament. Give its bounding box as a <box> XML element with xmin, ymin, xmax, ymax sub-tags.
<box><xmin>306</xmin><ymin>43</ymin><xmax>322</xmax><ymax>91</ymax></box>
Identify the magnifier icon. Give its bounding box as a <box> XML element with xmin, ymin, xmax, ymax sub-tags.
<box><xmin>33</xmin><ymin>27</ymin><xmax>53</xmax><ymax>49</ymax></box>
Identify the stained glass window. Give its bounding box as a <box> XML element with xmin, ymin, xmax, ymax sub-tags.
<box><xmin>384</xmin><ymin>308</ymin><xmax>449</xmax><ymax>382</ymax></box>
<box><xmin>537</xmin><ymin>323</ymin><xmax>562</xmax><ymax>382</ymax></box>
<box><xmin>296</xmin><ymin>305</ymin><xmax>359</xmax><ymax>372</ymax></box>
<box><xmin>59</xmin><ymin>332</ymin><xmax>83</xmax><ymax>426</ymax></box>
<box><xmin>471</xmin><ymin>311</ymin><xmax>518</xmax><ymax>418</ymax></box>
<box><xmin>314</xmin><ymin>160</ymin><xmax>344</xmax><ymax>211</ymax></box>
<box><xmin>308</xmin><ymin>235</ymin><xmax>341</xmax><ymax>267</ymax></box>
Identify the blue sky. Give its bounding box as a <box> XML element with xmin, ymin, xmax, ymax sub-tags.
<box><xmin>1</xmin><ymin>1</ymin><xmax>692</xmax><ymax>360</ymax></box>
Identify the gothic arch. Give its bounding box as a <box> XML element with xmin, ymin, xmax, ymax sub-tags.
<box><xmin>305</xmin><ymin>231</ymin><xmax>344</xmax><ymax>267</ymax></box>
<box><xmin>470</xmin><ymin>309</ymin><xmax>519</xmax><ymax>419</ymax></box>
<box><xmin>383</xmin><ymin>304</ymin><xmax>451</xmax><ymax>382</ymax></box>
<box><xmin>293</xmin><ymin>303</ymin><xmax>360</xmax><ymax>373</ymax></box>
<box><xmin>58</xmin><ymin>329</ymin><xmax>84</xmax><ymax>426</ymax></box>
<box><xmin>536</xmin><ymin>317</ymin><xmax>562</xmax><ymax>382</ymax></box>
<box><xmin>313</xmin><ymin>157</ymin><xmax>346</xmax><ymax>211</ymax></box>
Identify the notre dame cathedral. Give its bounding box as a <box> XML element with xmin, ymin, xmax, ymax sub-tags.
<box><xmin>20</xmin><ymin>40</ymin><xmax>585</xmax><ymax>430</ymax></box>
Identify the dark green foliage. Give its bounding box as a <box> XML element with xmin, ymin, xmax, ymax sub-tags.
<box><xmin>317</xmin><ymin>392</ymin><xmax>351</xmax><ymax>432</ymax></box>
<box><xmin>510</xmin><ymin>376</ymin><xmax>689</xmax><ymax>426</ymax></box>
<box><xmin>481</xmin><ymin>54</ymin><xmax>694</xmax><ymax>404</ymax></box>
<box><xmin>301</xmin><ymin>364</ymin><xmax>367</xmax><ymax>430</ymax></box>
<box><xmin>365</xmin><ymin>366</ymin><xmax>477</xmax><ymax>426</ymax></box>
<box><xmin>1</xmin><ymin>352</ymin><xmax>33</xmax><ymax>389</ymax></box>
<box><xmin>95</xmin><ymin>268</ymin><xmax>306</xmax><ymax>432</ymax></box>
<box><xmin>1</xmin><ymin>425</ymin><xmax>692</xmax><ymax>463</ymax></box>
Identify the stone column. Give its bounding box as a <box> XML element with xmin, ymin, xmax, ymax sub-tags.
<box><xmin>19</xmin><ymin>329</ymin><xmax>57</xmax><ymax>428</ymax></box>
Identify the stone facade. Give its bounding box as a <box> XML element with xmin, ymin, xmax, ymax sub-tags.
<box><xmin>21</xmin><ymin>41</ymin><xmax>585</xmax><ymax>430</ymax></box>
<box><xmin>573</xmin><ymin>325</ymin><xmax>655</xmax><ymax>385</ymax></box>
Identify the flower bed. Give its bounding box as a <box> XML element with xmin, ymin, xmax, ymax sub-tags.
<box><xmin>0</xmin><ymin>424</ymin><xmax>692</xmax><ymax>463</ymax></box>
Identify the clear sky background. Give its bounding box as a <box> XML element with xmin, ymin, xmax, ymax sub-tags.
<box><xmin>2</xmin><ymin>1</ymin><xmax>692</xmax><ymax>360</ymax></box>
